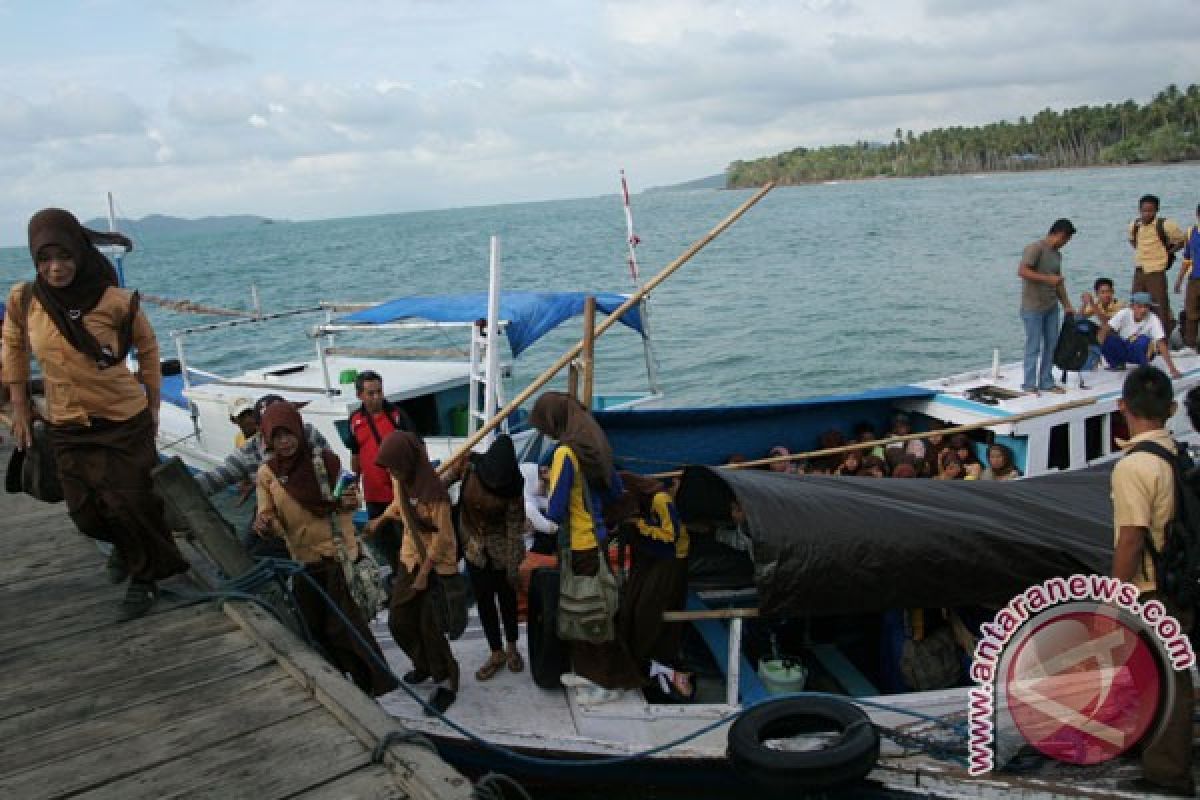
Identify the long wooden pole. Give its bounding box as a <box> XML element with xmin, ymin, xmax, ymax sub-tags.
<box><xmin>650</xmin><ymin>396</ymin><xmax>1098</xmax><ymax>478</ymax></box>
<box><xmin>580</xmin><ymin>295</ymin><xmax>597</xmax><ymax>410</ymax></box>
<box><xmin>437</xmin><ymin>182</ymin><xmax>776</xmax><ymax>474</ymax></box>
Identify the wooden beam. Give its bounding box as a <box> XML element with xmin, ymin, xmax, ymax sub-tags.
<box><xmin>580</xmin><ymin>295</ymin><xmax>597</xmax><ymax>410</ymax></box>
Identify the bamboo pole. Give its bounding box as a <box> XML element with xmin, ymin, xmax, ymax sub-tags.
<box><xmin>567</xmin><ymin>362</ymin><xmax>580</xmax><ymax>401</ymax></box>
<box><xmin>436</xmin><ymin>182</ymin><xmax>776</xmax><ymax>474</ymax></box>
<box><xmin>580</xmin><ymin>295</ymin><xmax>597</xmax><ymax>410</ymax></box>
<box><xmin>650</xmin><ymin>396</ymin><xmax>1098</xmax><ymax>478</ymax></box>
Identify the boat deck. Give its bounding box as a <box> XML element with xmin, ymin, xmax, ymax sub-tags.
<box><xmin>0</xmin><ymin>443</ymin><xmax>470</xmax><ymax>800</ymax></box>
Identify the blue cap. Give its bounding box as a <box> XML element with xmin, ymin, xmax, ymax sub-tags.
<box><xmin>1130</xmin><ymin>292</ymin><xmax>1155</xmax><ymax>306</ymax></box>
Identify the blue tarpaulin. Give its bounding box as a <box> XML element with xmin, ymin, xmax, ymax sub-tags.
<box><xmin>339</xmin><ymin>292</ymin><xmax>644</xmax><ymax>357</ymax></box>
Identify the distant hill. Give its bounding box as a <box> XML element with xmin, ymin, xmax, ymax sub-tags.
<box><xmin>643</xmin><ymin>173</ymin><xmax>726</xmax><ymax>192</ymax></box>
<box><xmin>83</xmin><ymin>214</ymin><xmax>282</xmax><ymax>237</ymax></box>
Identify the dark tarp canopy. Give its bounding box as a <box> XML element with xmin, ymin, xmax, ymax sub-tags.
<box><xmin>675</xmin><ymin>465</ymin><xmax>1114</xmax><ymax>617</ymax></box>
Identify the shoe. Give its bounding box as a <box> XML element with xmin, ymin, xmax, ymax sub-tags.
<box><xmin>117</xmin><ymin>580</ymin><xmax>157</xmax><ymax>622</ymax></box>
<box><xmin>1116</xmin><ymin>777</ymin><xmax>1195</xmax><ymax>797</ymax></box>
<box><xmin>402</xmin><ymin>669</ymin><xmax>431</xmax><ymax>684</ymax></box>
<box><xmin>424</xmin><ymin>686</ymin><xmax>456</xmax><ymax>716</ymax></box>
<box><xmin>105</xmin><ymin>551</ymin><xmax>128</xmax><ymax>584</ymax></box>
<box><xmin>475</xmin><ymin>652</ymin><xmax>506</xmax><ymax>682</ymax></box>
<box><xmin>506</xmin><ymin>647</ymin><xmax>524</xmax><ymax>674</ymax></box>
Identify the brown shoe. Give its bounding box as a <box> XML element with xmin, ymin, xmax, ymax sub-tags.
<box><xmin>506</xmin><ymin>646</ymin><xmax>524</xmax><ymax>673</ymax></box>
<box><xmin>475</xmin><ymin>651</ymin><xmax>506</xmax><ymax>682</ymax></box>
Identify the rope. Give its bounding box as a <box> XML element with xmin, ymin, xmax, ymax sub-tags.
<box><xmin>372</xmin><ymin>728</ymin><xmax>439</xmax><ymax>762</ymax></box>
<box><xmin>194</xmin><ymin>557</ymin><xmax>969</xmax><ymax>774</ymax></box>
<box><xmin>142</xmin><ymin>294</ymin><xmax>252</xmax><ymax>318</ymax></box>
<box><xmin>472</xmin><ymin>772</ymin><xmax>533</xmax><ymax>800</ymax></box>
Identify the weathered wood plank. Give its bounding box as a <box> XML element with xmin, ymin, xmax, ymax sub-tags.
<box><xmin>0</xmin><ymin>666</ymin><xmax>286</xmax><ymax>777</ymax></box>
<box><xmin>0</xmin><ymin>679</ymin><xmax>323</xmax><ymax>799</ymax></box>
<box><xmin>291</xmin><ymin>766</ymin><xmax>412</xmax><ymax>800</ymax></box>
<box><xmin>0</xmin><ymin>645</ymin><xmax>270</xmax><ymax>743</ymax></box>
<box><xmin>65</xmin><ymin>707</ymin><xmax>369</xmax><ymax>800</ymax></box>
<box><xmin>225</xmin><ymin>602</ymin><xmax>475</xmax><ymax>800</ymax></box>
<box><xmin>1</xmin><ymin>558</ymin><xmax>110</xmax><ymax>602</ymax></box>
<box><xmin>0</xmin><ymin>538</ymin><xmax>102</xmax><ymax>584</ymax></box>
<box><xmin>0</xmin><ymin>628</ymin><xmax>255</xmax><ymax>715</ymax></box>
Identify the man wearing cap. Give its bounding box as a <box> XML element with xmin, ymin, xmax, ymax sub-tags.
<box><xmin>1098</xmin><ymin>293</ymin><xmax>1183</xmax><ymax>379</ymax></box>
<box><xmin>1171</xmin><ymin>203</ymin><xmax>1200</xmax><ymax>349</ymax></box>
<box><xmin>228</xmin><ymin>397</ymin><xmax>258</xmax><ymax>448</ymax></box>
<box><xmin>1018</xmin><ymin>218</ymin><xmax>1076</xmax><ymax>394</ymax></box>
<box><xmin>1130</xmin><ymin>194</ymin><xmax>1186</xmax><ymax>338</ymax></box>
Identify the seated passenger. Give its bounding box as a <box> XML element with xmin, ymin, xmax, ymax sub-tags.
<box><xmin>767</xmin><ymin>445</ymin><xmax>796</xmax><ymax>474</ymax></box>
<box><xmin>814</xmin><ymin>429</ymin><xmax>846</xmax><ymax>473</ymax></box>
<box><xmin>1098</xmin><ymin>292</ymin><xmax>1182</xmax><ymax>379</ymax></box>
<box><xmin>904</xmin><ymin>440</ymin><xmax>930</xmax><ymax>477</ymax></box>
<box><xmin>981</xmin><ymin>443</ymin><xmax>1021</xmax><ymax>480</ymax></box>
<box><xmin>884</xmin><ymin>413</ymin><xmax>912</xmax><ymax>468</ymax></box>
<box><xmin>1080</xmin><ymin>277</ymin><xmax>1124</xmax><ymax>326</ymax></box>
<box><xmin>834</xmin><ymin>451</ymin><xmax>862</xmax><ymax>476</ymax></box>
<box><xmin>936</xmin><ymin>452</ymin><xmax>964</xmax><ymax>480</ymax></box>
<box><xmin>949</xmin><ymin>434</ymin><xmax>981</xmax><ymax>471</ymax></box>
<box><xmin>853</xmin><ymin>422</ymin><xmax>886</xmax><ymax>459</ymax></box>
<box><xmin>860</xmin><ymin>454</ymin><xmax>888</xmax><ymax>477</ymax></box>
<box><xmin>891</xmin><ymin>462</ymin><xmax>918</xmax><ymax>478</ymax></box>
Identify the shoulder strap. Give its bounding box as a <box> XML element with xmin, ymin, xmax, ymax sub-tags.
<box><xmin>1128</xmin><ymin>440</ymin><xmax>1187</xmax><ymax>562</ymax></box>
<box><xmin>1131</xmin><ymin>221</ymin><xmax>1141</xmax><ymax>248</ymax></box>
<box><xmin>361</xmin><ymin>402</ymin><xmax>406</xmax><ymax>446</ymax></box>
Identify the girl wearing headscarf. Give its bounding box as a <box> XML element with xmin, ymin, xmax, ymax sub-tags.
<box><xmin>254</xmin><ymin>403</ymin><xmax>397</xmax><ymax>697</ymax></box>
<box><xmin>529</xmin><ymin>391</ymin><xmax>641</xmax><ymax>690</ymax></box>
<box><xmin>615</xmin><ymin>471</ymin><xmax>693</xmax><ymax>700</ymax></box>
<box><xmin>981</xmin><ymin>443</ymin><xmax>1022</xmax><ymax>480</ymax></box>
<box><xmin>447</xmin><ymin>434</ymin><xmax>526</xmax><ymax>681</ymax></box>
<box><xmin>374</xmin><ymin>431</ymin><xmax>460</xmax><ymax>713</ymax></box>
<box><xmin>2</xmin><ymin>209</ymin><xmax>189</xmax><ymax>620</ymax></box>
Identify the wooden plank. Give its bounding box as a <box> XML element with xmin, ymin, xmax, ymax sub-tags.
<box><xmin>0</xmin><ymin>645</ymin><xmax>270</xmax><ymax>743</ymax></box>
<box><xmin>0</xmin><ymin>680</ymin><xmax>324</xmax><ymax>800</ymax></box>
<box><xmin>0</xmin><ymin>612</ymin><xmax>237</xmax><ymax>699</ymax></box>
<box><xmin>0</xmin><ymin>628</ymin><xmax>254</xmax><ymax>715</ymax></box>
<box><xmin>0</xmin><ymin>538</ymin><xmax>100</xmax><ymax>585</ymax></box>
<box><xmin>292</xmin><ymin>767</ymin><xmax>411</xmax><ymax>800</ymax></box>
<box><xmin>0</xmin><ymin>586</ymin><xmax>193</xmax><ymax>653</ymax></box>
<box><xmin>0</xmin><ymin>666</ymin><xmax>286</xmax><ymax>777</ymax></box>
<box><xmin>224</xmin><ymin>602</ymin><xmax>474</xmax><ymax>800</ymax></box>
<box><xmin>66</xmin><ymin>707</ymin><xmax>369</xmax><ymax>800</ymax></box>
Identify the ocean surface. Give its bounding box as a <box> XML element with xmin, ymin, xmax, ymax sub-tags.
<box><xmin>3</xmin><ymin>163</ymin><xmax>1199</xmax><ymax>406</ymax></box>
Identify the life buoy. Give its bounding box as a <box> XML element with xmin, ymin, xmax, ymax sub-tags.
<box><xmin>527</xmin><ymin>567</ymin><xmax>569</xmax><ymax>689</ymax></box>
<box><xmin>727</xmin><ymin>695</ymin><xmax>880</xmax><ymax>792</ymax></box>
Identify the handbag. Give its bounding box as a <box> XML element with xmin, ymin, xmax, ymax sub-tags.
<box><xmin>556</xmin><ymin>482</ymin><xmax>618</xmax><ymax>644</ymax></box>
<box><xmin>17</xmin><ymin>420</ymin><xmax>64</xmax><ymax>504</ymax></box>
<box><xmin>404</xmin><ymin>501</ymin><xmax>469</xmax><ymax>640</ymax></box>
<box><xmin>312</xmin><ymin>451</ymin><xmax>385</xmax><ymax>618</ymax></box>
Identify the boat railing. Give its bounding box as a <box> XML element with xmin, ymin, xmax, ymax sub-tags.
<box><xmin>665</xmin><ymin>607</ymin><xmax>760</xmax><ymax>707</ymax></box>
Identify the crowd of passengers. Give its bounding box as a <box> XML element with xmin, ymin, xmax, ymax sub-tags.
<box><xmin>744</xmin><ymin>412</ymin><xmax>1022</xmax><ymax>481</ymax></box>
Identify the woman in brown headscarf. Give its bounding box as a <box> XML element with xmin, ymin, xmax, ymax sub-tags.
<box><xmin>254</xmin><ymin>403</ymin><xmax>397</xmax><ymax>697</ymax></box>
<box><xmin>446</xmin><ymin>434</ymin><xmax>526</xmax><ymax>681</ymax></box>
<box><xmin>374</xmin><ymin>431</ymin><xmax>461</xmax><ymax>713</ymax></box>
<box><xmin>614</xmin><ymin>471</ymin><xmax>693</xmax><ymax>700</ymax></box>
<box><xmin>529</xmin><ymin>391</ymin><xmax>642</xmax><ymax>690</ymax></box>
<box><xmin>2</xmin><ymin>209</ymin><xmax>188</xmax><ymax>620</ymax></box>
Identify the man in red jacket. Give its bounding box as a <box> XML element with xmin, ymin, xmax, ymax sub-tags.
<box><xmin>347</xmin><ymin>370</ymin><xmax>414</xmax><ymax>575</ymax></box>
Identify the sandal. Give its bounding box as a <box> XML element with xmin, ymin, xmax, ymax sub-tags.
<box><xmin>475</xmin><ymin>652</ymin><xmax>506</xmax><ymax>682</ymax></box>
<box><xmin>506</xmin><ymin>648</ymin><xmax>524</xmax><ymax>673</ymax></box>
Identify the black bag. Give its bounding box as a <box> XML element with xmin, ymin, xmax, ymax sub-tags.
<box><xmin>19</xmin><ymin>421</ymin><xmax>64</xmax><ymax>503</ymax></box>
<box><xmin>429</xmin><ymin>572</ymin><xmax>469</xmax><ymax>640</ymax></box>
<box><xmin>1130</xmin><ymin>441</ymin><xmax>1200</xmax><ymax>608</ymax></box>
<box><xmin>1053</xmin><ymin>313</ymin><xmax>1097</xmax><ymax>373</ymax></box>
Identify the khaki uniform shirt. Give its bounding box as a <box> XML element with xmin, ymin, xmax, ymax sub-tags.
<box><xmin>256</xmin><ymin>464</ymin><xmax>360</xmax><ymax>564</ymax></box>
<box><xmin>1111</xmin><ymin>428</ymin><xmax>1176</xmax><ymax>592</ymax></box>
<box><xmin>1130</xmin><ymin>217</ymin><xmax>1186</xmax><ymax>273</ymax></box>
<box><xmin>387</xmin><ymin>476</ymin><xmax>459</xmax><ymax>575</ymax></box>
<box><xmin>2</xmin><ymin>284</ymin><xmax>160</xmax><ymax>426</ymax></box>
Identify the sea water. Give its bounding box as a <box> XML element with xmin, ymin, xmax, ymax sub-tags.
<box><xmin>2</xmin><ymin>163</ymin><xmax>1198</xmax><ymax>407</ymax></box>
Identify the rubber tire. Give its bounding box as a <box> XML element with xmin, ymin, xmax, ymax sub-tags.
<box><xmin>527</xmin><ymin>567</ymin><xmax>569</xmax><ymax>689</ymax></box>
<box><xmin>727</xmin><ymin>696</ymin><xmax>880</xmax><ymax>792</ymax></box>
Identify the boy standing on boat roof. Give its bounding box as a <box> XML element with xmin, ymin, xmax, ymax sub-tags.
<box><xmin>1097</xmin><ymin>293</ymin><xmax>1183</xmax><ymax>379</ymax></box>
<box><xmin>1111</xmin><ymin>366</ymin><xmax>1193</xmax><ymax>797</ymax></box>
<box><xmin>1130</xmin><ymin>194</ymin><xmax>1186</xmax><ymax>339</ymax></box>
<box><xmin>1018</xmin><ymin>218</ymin><xmax>1076</xmax><ymax>394</ymax></box>
<box><xmin>1171</xmin><ymin>204</ymin><xmax>1200</xmax><ymax>349</ymax></box>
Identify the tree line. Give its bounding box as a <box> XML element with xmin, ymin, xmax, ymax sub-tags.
<box><xmin>725</xmin><ymin>84</ymin><xmax>1200</xmax><ymax>187</ymax></box>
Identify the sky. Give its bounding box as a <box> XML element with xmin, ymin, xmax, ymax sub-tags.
<box><xmin>1</xmin><ymin>0</ymin><xmax>1198</xmax><ymax>244</ymax></box>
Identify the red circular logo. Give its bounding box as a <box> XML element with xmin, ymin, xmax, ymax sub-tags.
<box><xmin>1004</xmin><ymin>609</ymin><xmax>1162</xmax><ymax>764</ymax></box>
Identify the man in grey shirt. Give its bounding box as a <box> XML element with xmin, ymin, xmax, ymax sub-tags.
<box><xmin>1018</xmin><ymin>218</ymin><xmax>1076</xmax><ymax>393</ymax></box>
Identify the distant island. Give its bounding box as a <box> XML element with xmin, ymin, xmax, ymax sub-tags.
<box><xmin>83</xmin><ymin>214</ymin><xmax>283</xmax><ymax>237</ymax></box>
<box><xmin>725</xmin><ymin>83</ymin><xmax>1200</xmax><ymax>188</ymax></box>
<box><xmin>643</xmin><ymin>173</ymin><xmax>726</xmax><ymax>193</ymax></box>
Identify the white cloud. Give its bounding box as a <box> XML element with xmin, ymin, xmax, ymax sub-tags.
<box><xmin>171</xmin><ymin>30</ymin><xmax>252</xmax><ymax>71</ymax></box>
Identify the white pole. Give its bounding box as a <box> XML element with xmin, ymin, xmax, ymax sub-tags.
<box><xmin>991</xmin><ymin>347</ymin><xmax>1000</xmax><ymax>381</ymax></box>
<box><xmin>726</xmin><ymin>618</ymin><xmax>742</xmax><ymax>707</ymax></box>
<box><xmin>621</xmin><ymin>171</ymin><xmax>660</xmax><ymax>394</ymax></box>
<box><xmin>251</xmin><ymin>284</ymin><xmax>262</xmax><ymax>319</ymax></box>
<box><xmin>483</xmin><ymin>236</ymin><xmax>503</xmax><ymax>445</ymax></box>
<box><xmin>106</xmin><ymin>192</ymin><xmax>126</xmax><ymax>287</ymax></box>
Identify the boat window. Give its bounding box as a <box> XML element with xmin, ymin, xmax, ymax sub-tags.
<box><xmin>1110</xmin><ymin>411</ymin><xmax>1129</xmax><ymax>451</ymax></box>
<box><xmin>400</xmin><ymin>394</ymin><xmax>442</xmax><ymax>436</ymax></box>
<box><xmin>1047</xmin><ymin>423</ymin><xmax>1070</xmax><ymax>470</ymax></box>
<box><xmin>1085</xmin><ymin>415</ymin><xmax>1105</xmax><ymax>461</ymax></box>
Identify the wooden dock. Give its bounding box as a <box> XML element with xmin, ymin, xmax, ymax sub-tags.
<box><xmin>0</xmin><ymin>443</ymin><xmax>474</xmax><ymax>800</ymax></box>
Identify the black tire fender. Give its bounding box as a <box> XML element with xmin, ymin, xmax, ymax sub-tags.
<box><xmin>527</xmin><ymin>567</ymin><xmax>569</xmax><ymax>690</ymax></box>
<box><xmin>727</xmin><ymin>695</ymin><xmax>880</xmax><ymax>792</ymax></box>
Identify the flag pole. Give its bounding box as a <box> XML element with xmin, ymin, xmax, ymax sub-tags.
<box><xmin>621</xmin><ymin>170</ymin><xmax>660</xmax><ymax>395</ymax></box>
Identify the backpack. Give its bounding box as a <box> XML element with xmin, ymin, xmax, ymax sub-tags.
<box><xmin>1131</xmin><ymin>218</ymin><xmax>1179</xmax><ymax>270</ymax></box>
<box><xmin>1129</xmin><ymin>440</ymin><xmax>1200</xmax><ymax>609</ymax></box>
<box><xmin>1053</xmin><ymin>312</ymin><xmax>1097</xmax><ymax>373</ymax></box>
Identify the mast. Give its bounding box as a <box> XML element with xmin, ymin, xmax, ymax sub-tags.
<box><xmin>621</xmin><ymin>170</ymin><xmax>660</xmax><ymax>394</ymax></box>
<box><xmin>106</xmin><ymin>192</ymin><xmax>126</xmax><ymax>287</ymax></box>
